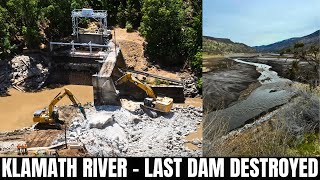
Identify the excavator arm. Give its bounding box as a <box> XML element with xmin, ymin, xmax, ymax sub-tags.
<box><xmin>116</xmin><ymin>73</ymin><xmax>157</xmax><ymax>99</ymax></box>
<box><xmin>48</xmin><ymin>88</ymin><xmax>86</xmax><ymax>119</ymax></box>
<box><xmin>115</xmin><ymin>72</ymin><xmax>173</xmax><ymax>113</ymax></box>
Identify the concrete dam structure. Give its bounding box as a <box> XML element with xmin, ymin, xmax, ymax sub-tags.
<box><xmin>48</xmin><ymin>8</ymin><xmax>184</xmax><ymax>106</ymax></box>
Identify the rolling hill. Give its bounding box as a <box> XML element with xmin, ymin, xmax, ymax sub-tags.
<box><xmin>255</xmin><ymin>30</ymin><xmax>320</xmax><ymax>52</ymax></box>
<box><xmin>203</xmin><ymin>36</ymin><xmax>256</xmax><ymax>55</ymax></box>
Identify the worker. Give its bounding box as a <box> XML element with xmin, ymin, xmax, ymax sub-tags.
<box><xmin>17</xmin><ymin>144</ymin><xmax>21</xmax><ymax>155</ymax></box>
<box><xmin>21</xmin><ymin>144</ymin><xmax>27</xmax><ymax>155</ymax></box>
<box><xmin>24</xmin><ymin>144</ymin><xmax>28</xmax><ymax>155</ymax></box>
<box><xmin>21</xmin><ymin>144</ymin><xmax>25</xmax><ymax>155</ymax></box>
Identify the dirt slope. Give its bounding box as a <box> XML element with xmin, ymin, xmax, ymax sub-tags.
<box><xmin>112</xmin><ymin>28</ymin><xmax>181</xmax><ymax>80</ymax></box>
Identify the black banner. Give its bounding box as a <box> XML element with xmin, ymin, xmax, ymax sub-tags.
<box><xmin>0</xmin><ymin>157</ymin><xmax>319</xmax><ymax>178</ymax></box>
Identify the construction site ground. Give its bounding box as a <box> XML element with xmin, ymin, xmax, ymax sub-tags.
<box><xmin>0</xmin><ymin>96</ymin><xmax>202</xmax><ymax>156</ymax></box>
<box><xmin>0</xmin><ymin>28</ymin><xmax>202</xmax><ymax>156</ymax></box>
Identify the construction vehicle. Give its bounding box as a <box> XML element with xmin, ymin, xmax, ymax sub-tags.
<box><xmin>33</xmin><ymin>88</ymin><xmax>87</xmax><ymax>129</ymax></box>
<box><xmin>115</xmin><ymin>73</ymin><xmax>173</xmax><ymax>114</ymax></box>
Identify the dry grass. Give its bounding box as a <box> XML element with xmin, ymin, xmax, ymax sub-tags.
<box><xmin>203</xmin><ymin>106</ymin><xmax>229</xmax><ymax>156</ymax></box>
<box><xmin>204</xmin><ymin>86</ymin><xmax>320</xmax><ymax>156</ymax></box>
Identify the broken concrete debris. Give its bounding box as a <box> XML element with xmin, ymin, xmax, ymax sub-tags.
<box><xmin>10</xmin><ymin>55</ymin><xmax>50</xmax><ymax>91</ymax></box>
<box><xmin>183</xmin><ymin>75</ymin><xmax>199</xmax><ymax>97</ymax></box>
<box><xmin>52</xmin><ymin>105</ymin><xmax>203</xmax><ymax>157</ymax></box>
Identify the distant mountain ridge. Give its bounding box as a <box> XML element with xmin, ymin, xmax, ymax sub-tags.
<box><xmin>255</xmin><ymin>30</ymin><xmax>320</xmax><ymax>52</ymax></box>
<box><xmin>203</xmin><ymin>36</ymin><xmax>256</xmax><ymax>54</ymax></box>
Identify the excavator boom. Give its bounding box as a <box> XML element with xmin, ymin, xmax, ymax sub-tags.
<box><xmin>116</xmin><ymin>73</ymin><xmax>156</xmax><ymax>99</ymax></box>
<box><xmin>48</xmin><ymin>88</ymin><xmax>85</xmax><ymax>118</ymax></box>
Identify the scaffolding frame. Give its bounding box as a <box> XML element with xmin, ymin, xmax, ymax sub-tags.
<box><xmin>71</xmin><ymin>9</ymin><xmax>108</xmax><ymax>38</ymax></box>
<box><xmin>50</xmin><ymin>8</ymin><xmax>111</xmax><ymax>58</ymax></box>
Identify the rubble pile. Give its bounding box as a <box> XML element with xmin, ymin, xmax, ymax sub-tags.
<box><xmin>0</xmin><ymin>141</ymin><xmax>25</xmax><ymax>153</ymax></box>
<box><xmin>183</xmin><ymin>75</ymin><xmax>199</xmax><ymax>97</ymax></box>
<box><xmin>0</xmin><ymin>127</ymin><xmax>30</xmax><ymax>154</ymax></box>
<box><xmin>52</xmin><ymin>105</ymin><xmax>203</xmax><ymax>157</ymax></box>
<box><xmin>10</xmin><ymin>55</ymin><xmax>50</xmax><ymax>91</ymax></box>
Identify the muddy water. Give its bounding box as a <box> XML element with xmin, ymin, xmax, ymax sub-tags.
<box><xmin>0</xmin><ymin>85</ymin><xmax>93</xmax><ymax>131</ymax></box>
<box><xmin>185</xmin><ymin>122</ymin><xmax>202</xmax><ymax>150</ymax></box>
<box><xmin>175</xmin><ymin>97</ymin><xmax>203</xmax><ymax>108</ymax></box>
<box><xmin>206</xmin><ymin>59</ymin><xmax>297</xmax><ymax>131</ymax></box>
<box><xmin>178</xmin><ymin>97</ymin><xmax>203</xmax><ymax>150</ymax></box>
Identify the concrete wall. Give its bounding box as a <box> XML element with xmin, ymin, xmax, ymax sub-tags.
<box><xmin>111</xmin><ymin>49</ymin><xmax>126</xmax><ymax>80</ymax></box>
<box><xmin>92</xmin><ymin>74</ymin><xmax>120</xmax><ymax>105</ymax></box>
<box><xmin>47</xmin><ymin>70</ymin><xmax>93</xmax><ymax>85</ymax></box>
<box><xmin>47</xmin><ymin>56</ymin><xmax>101</xmax><ymax>85</ymax></box>
<box><xmin>152</xmin><ymin>86</ymin><xmax>185</xmax><ymax>103</ymax></box>
<box><xmin>77</xmin><ymin>33</ymin><xmax>104</xmax><ymax>44</ymax></box>
<box><xmin>116</xmin><ymin>84</ymin><xmax>185</xmax><ymax>103</ymax></box>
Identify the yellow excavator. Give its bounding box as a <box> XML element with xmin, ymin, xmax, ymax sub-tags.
<box><xmin>33</xmin><ymin>88</ymin><xmax>87</xmax><ymax>129</ymax></box>
<box><xmin>115</xmin><ymin>73</ymin><xmax>173</xmax><ymax>114</ymax></box>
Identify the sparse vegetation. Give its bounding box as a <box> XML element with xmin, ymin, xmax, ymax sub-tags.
<box><xmin>205</xmin><ymin>87</ymin><xmax>320</xmax><ymax>156</ymax></box>
<box><xmin>196</xmin><ymin>77</ymin><xmax>202</xmax><ymax>89</ymax></box>
<box><xmin>282</xmin><ymin>42</ymin><xmax>320</xmax><ymax>88</ymax></box>
<box><xmin>203</xmin><ymin>36</ymin><xmax>256</xmax><ymax>55</ymax></box>
<box><xmin>203</xmin><ymin>107</ymin><xmax>229</xmax><ymax>156</ymax></box>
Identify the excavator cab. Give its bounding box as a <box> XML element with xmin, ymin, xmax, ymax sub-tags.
<box><xmin>144</xmin><ymin>98</ymin><xmax>155</xmax><ymax>108</ymax></box>
<box><xmin>33</xmin><ymin>109</ymin><xmax>45</xmax><ymax>117</ymax></box>
<box><xmin>116</xmin><ymin>73</ymin><xmax>173</xmax><ymax>114</ymax></box>
<box><xmin>33</xmin><ymin>88</ymin><xmax>86</xmax><ymax>129</ymax></box>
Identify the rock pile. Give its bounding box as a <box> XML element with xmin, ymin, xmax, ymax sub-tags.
<box><xmin>183</xmin><ymin>75</ymin><xmax>199</xmax><ymax>97</ymax></box>
<box><xmin>10</xmin><ymin>55</ymin><xmax>49</xmax><ymax>91</ymax></box>
<box><xmin>52</xmin><ymin>105</ymin><xmax>203</xmax><ymax>157</ymax></box>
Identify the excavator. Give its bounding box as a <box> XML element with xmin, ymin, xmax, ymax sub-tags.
<box><xmin>115</xmin><ymin>73</ymin><xmax>173</xmax><ymax>115</ymax></box>
<box><xmin>33</xmin><ymin>88</ymin><xmax>87</xmax><ymax>129</ymax></box>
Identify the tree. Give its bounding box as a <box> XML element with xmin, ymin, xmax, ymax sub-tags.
<box><xmin>117</xmin><ymin>2</ymin><xmax>126</xmax><ymax>28</ymax></box>
<box><xmin>0</xmin><ymin>0</ymin><xmax>203</xmax><ymax>77</ymax></box>
<box><xmin>0</xmin><ymin>5</ymin><xmax>16</xmax><ymax>59</ymax></box>
<box><xmin>139</xmin><ymin>0</ymin><xmax>202</xmax><ymax>75</ymax></box>
<box><xmin>125</xmin><ymin>0</ymin><xmax>142</xmax><ymax>29</ymax></box>
<box><xmin>139</xmin><ymin>0</ymin><xmax>185</xmax><ymax>65</ymax></box>
<box><xmin>40</xmin><ymin>0</ymin><xmax>72</xmax><ymax>39</ymax></box>
<box><xmin>181</xmin><ymin>0</ymin><xmax>202</xmax><ymax>75</ymax></box>
<box><xmin>100</xmin><ymin>0</ymin><xmax>121</xmax><ymax>26</ymax></box>
<box><xmin>3</xmin><ymin>0</ymin><xmax>43</xmax><ymax>49</ymax></box>
<box><xmin>291</xmin><ymin>42</ymin><xmax>320</xmax><ymax>87</ymax></box>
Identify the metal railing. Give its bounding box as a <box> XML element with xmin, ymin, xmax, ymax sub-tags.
<box><xmin>50</xmin><ymin>41</ymin><xmax>110</xmax><ymax>57</ymax></box>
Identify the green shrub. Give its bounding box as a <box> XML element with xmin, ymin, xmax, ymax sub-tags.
<box><xmin>126</xmin><ymin>22</ymin><xmax>133</xmax><ymax>32</ymax></box>
<box><xmin>196</xmin><ymin>77</ymin><xmax>202</xmax><ymax>89</ymax></box>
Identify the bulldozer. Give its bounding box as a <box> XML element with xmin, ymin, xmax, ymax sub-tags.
<box><xmin>115</xmin><ymin>73</ymin><xmax>173</xmax><ymax>115</ymax></box>
<box><xmin>33</xmin><ymin>88</ymin><xmax>87</xmax><ymax>129</ymax></box>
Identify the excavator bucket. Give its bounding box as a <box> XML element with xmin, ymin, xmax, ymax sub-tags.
<box><xmin>79</xmin><ymin>106</ymin><xmax>87</xmax><ymax>119</ymax></box>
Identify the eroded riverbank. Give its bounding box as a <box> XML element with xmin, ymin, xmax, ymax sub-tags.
<box><xmin>204</xmin><ymin>58</ymin><xmax>298</xmax><ymax>131</ymax></box>
<box><xmin>203</xmin><ymin>57</ymin><xmax>260</xmax><ymax>111</ymax></box>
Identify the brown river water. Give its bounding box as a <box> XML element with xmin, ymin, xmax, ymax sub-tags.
<box><xmin>0</xmin><ymin>85</ymin><xmax>93</xmax><ymax>131</ymax></box>
<box><xmin>0</xmin><ymin>84</ymin><xmax>202</xmax><ymax>151</ymax></box>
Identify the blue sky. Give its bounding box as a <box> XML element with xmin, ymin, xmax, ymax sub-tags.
<box><xmin>203</xmin><ymin>0</ymin><xmax>320</xmax><ymax>46</ymax></box>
